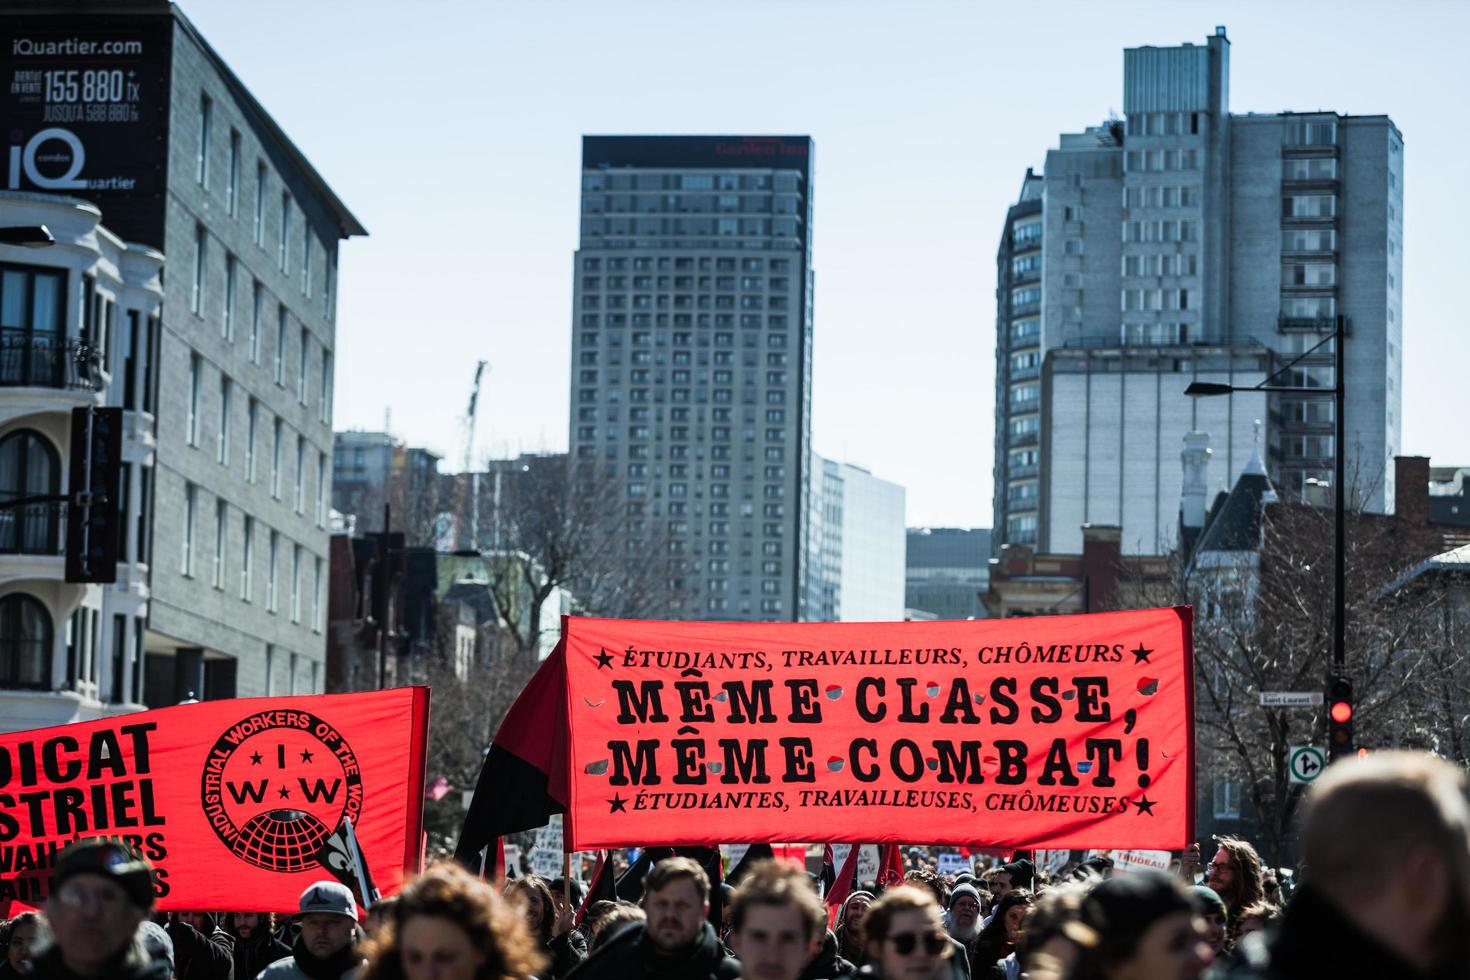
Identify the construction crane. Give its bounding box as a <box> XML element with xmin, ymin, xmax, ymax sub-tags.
<box><xmin>452</xmin><ymin>361</ymin><xmax>488</xmax><ymax>550</ymax></box>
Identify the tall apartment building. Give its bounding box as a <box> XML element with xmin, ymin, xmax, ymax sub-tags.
<box><xmin>993</xmin><ymin>27</ymin><xmax>1402</xmax><ymax>556</ymax></box>
<box><xmin>1</xmin><ymin>3</ymin><xmax>364</xmax><ymax>714</ymax></box>
<box><xmin>905</xmin><ymin>527</ymin><xmax>991</xmax><ymax>620</ymax></box>
<box><xmin>568</xmin><ymin>136</ymin><xmax>815</xmax><ymax>621</ymax></box>
<box><xmin>806</xmin><ymin>454</ymin><xmax>906</xmax><ymax>622</ymax></box>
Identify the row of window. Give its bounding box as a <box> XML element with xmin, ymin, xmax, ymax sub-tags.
<box><xmin>585</xmin><ymin>256</ymin><xmax>790</xmax><ymax>274</ymax></box>
<box><xmin>584</xmin><ymin>193</ymin><xmax>801</xmax><ymax>215</ymax></box>
<box><xmin>581</xmin><ymin>314</ymin><xmax>792</xmax><ymax>333</ymax></box>
<box><xmin>583</xmin><ymin>275</ymin><xmax>791</xmax><ymax>293</ymax></box>
<box><xmin>583</xmin><ymin>217</ymin><xmax>801</xmax><ymax>238</ymax></box>
<box><xmin>583</xmin><ymin>172</ymin><xmax>802</xmax><ymax>193</ymax></box>
<box><xmin>1124</xmin><ymin>148</ymin><xmax>1200</xmax><ymax>172</ymax></box>
<box><xmin>583</xmin><ymin>293</ymin><xmax>791</xmax><ymax>311</ymax></box>
<box><xmin>1123</xmin><ymin>184</ymin><xmax>1200</xmax><ymax>209</ymax></box>
<box><xmin>184</xmin><ymin>353</ymin><xmax>329</xmax><ymax>521</ymax></box>
<box><xmin>1121</xmin><ymin>287</ymin><xmax>1192</xmax><ymax>312</ymax></box>
<box><xmin>179</xmin><ymin>486</ymin><xmax>325</xmax><ymax>630</ymax></box>
<box><xmin>196</xmin><ymin>94</ymin><xmax>333</xmax><ymax>314</ymax></box>
<box><xmin>1122</xmin><ymin>219</ymin><xmax>1199</xmax><ymax>243</ymax></box>
<box><xmin>1126</xmin><ymin>112</ymin><xmax>1203</xmax><ymax>137</ymax></box>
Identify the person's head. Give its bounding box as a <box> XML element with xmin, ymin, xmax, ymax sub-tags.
<box><xmin>230</xmin><ymin>911</ymin><xmax>276</xmax><ymax>941</ymax></box>
<box><xmin>1298</xmin><ymin>751</ymin><xmax>1470</xmax><ymax>975</ymax></box>
<box><xmin>360</xmin><ymin>862</ymin><xmax>546</xmax><ymax>980</ymax></box>
<box><xmin>5</xmin><ymin>911</ymin><xmax>42</xmax><ymax>970</ymax></box>
<box><xmin>136</xmin><ymin>920</ymin><xmax>173</xmax><ymax>976</ymax></box>
<box><xmin>860</xmin><ymin>886</ymin><xmax>952</xmax><ymax>980</ymax></box>
<box><xmin>837</xmin><ymin>890</ymin><xmax>874</xmax><ymax>942</ymax></box>
<box><xmin>45</xmin><ymin>839</ymin><xmax>155</xmax><ymax>976</ymax></box>
<box><xmin>1186</xmin><ymin>886</ymin><xmax>1227</xmax><ymax>955</ymax></box>
<box><xmin>945</xmin><ymin>883</ymin><xmax>983</xmax><ymax>942</ymax></box>
<box><xmin>1206</xmin><ymin>836</ymin><xmax>1263</xmax><ymax>911</ymax></box>
<box><xmin>903</xmin><ymin>868</ymin><xmax>948</xmax><ymax>907</ymax></box>
<box><xmin>364</xmin><ymin>899</ymin><xmax>399</xmax><ymax>939</ymax></box>
<box><xmin>588</xmin><ymin>904</ymin><xmax>645</xmax><ymax>951</ymax></box>
<box><xmin>180</xmin><ymin>911</ymin><xmax>216</xmax><ymax>934</ymax></box>
<box><xmin>1004</xmin><ymin>859</ymin><xmax>1035</xmax><ymax>892</ymax></box>
<box><xmin>1072</xmin><ymin>871</ymin><xmax>1211</xmax><ymax>980</ymax></box>
<box><xmin>297</xmin><ymin>880</ymin><xmax>360</xmax><ymax>961</ymax></box>
<box><xmin>502</xmin><ymin>876</ymin><xmax>554</xmax><ymax>946</ymax></box>
<box><xmin>728</xmin><ymin>860</ymin><xmax>825</xmax><ymax>980</ymax></box>
<box><xmin>1261</xmin><ymin>875</ymin><xmax>1281</xmax><ymax>906</ymax></box>
<box><xmin>976</xmin><ymin>889</ymin><xmax>1034</xmax><ymax>950</ymax></box>
<box><xmin>987</xmin><ymin>867</ymin><xmax>1014</xmax><ymax>902</ymax></box>
<box><xmin>641</xmin><ymin>857</ymin><xmax>710</xmax><ymax>954</ymax></box>
<box><xmin>1232</xmin><ymin>901</ymin><xmax>1279</xmax><ymax>943</ymax></box>
<box><xmin>547</xmin><ymin>877</ymin><xmax>584</xmax><ymax>935</ymax></box>
<box><xmin>1015</xmin><ymin>881</ymin><xmax>1098</xmax><ymax>980</ymax></box>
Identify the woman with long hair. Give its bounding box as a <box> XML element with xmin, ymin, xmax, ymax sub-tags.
<box><xmin>967</xmin><ymin>889</ymin><xmax>1033</xmax><ymax>977</ymax></box>
<box><xmin>359</xmin><ymin>863</ymin><xmax>547</xmax><ymax>980</ymax></box>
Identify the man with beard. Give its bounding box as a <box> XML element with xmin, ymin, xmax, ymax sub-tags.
<box><xmin>943</xmin><ymin>884</ymin><xmax>983</xmax><ymax>946</ymax></box>
<box><xmin>228</xmin><ymin>913</ymin><xmax>290</xmax><ymax>980</ymax></box>
<box><xmin>1206</xmin><ymin>836</ymin><xmax>1264</xmax><ymax>947</ymax></box>
<box><xmin>258</xmin><ymin>882</ymin><xmax>364</xmax><ymax>980</ymax></box>
<box><xmin>1224</xmin><ymin>751</ymin><xmax>1470</xmax><ymax>980</ymax></box>
<box><xmin>568</xmin><ymin>857</ymin><xmax>740</xmax><ymax>980</ymax></box>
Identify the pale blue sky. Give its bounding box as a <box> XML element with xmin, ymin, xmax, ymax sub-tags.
<box><xmin>183</xmin><ymin>0</ymin><xmax>1469</xmax><ymax>528</ymax></box>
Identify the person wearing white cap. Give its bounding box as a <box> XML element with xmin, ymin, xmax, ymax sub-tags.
<box><xmin>257</xmin><ymin>881</ymin><xmax>365</xmax><ymax>980</ymax></box>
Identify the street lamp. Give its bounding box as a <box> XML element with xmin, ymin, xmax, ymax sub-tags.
<box><xmin>1186</xmin><ymin>313</ymin><xmax>1348</xmax><ymax>759</ymax></box>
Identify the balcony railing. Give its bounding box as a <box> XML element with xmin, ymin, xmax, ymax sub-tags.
<box><xmin>0</xmin><ymin>500</ymin><xmax>66</xmax><ymax>555</ymax></box>
<box><xmin>1008</xmin><ymin>431</ymin><xmax>1039</xmax><ymax>448</ymax></box>
<box><xmin>0</xmin><ymin>329</ymin><xmax>101</xmax><ymax>390</ymax></box>
<box><xmin>1278</xmin><ymin>315</ymin><xmax>1337</xmax><ymax>333</ymax></box>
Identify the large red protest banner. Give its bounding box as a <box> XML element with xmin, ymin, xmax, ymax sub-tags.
<box><xmin>0</xmin><ymin>688</ymin><xmax>429</xmax><ymax>912</ymax></box>
<box><xmin>563</xmin><ymin>609</ymin><xmax>1192</xmax><ymax>850</ymax></box>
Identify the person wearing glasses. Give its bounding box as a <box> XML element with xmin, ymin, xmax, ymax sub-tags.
<box><xmin>856</xmin><ymin>886</ymin><xmax>959</xmax><ymax>980</ymax></box>
<box><xmin>1204</xmin><ymin>837</ymin><xmax>1264</xmax><ymax>949</ymax></box>
<box><xmin>28</xmin><ymin>839</ymin><xmax>170</xmax><ymax>980</ymax></box>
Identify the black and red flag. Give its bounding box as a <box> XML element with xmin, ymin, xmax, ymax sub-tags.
<box><xmin>876</xmin><ymin>844</ymin><xmax>904</xmax><ymax>891</ymax></box>
<box><xmin>454</xmin><ymin>643</ymin><xmax>569</xmax><ymax>866</ymax></box>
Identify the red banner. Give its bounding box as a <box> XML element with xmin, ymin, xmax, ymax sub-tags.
<box><xmin>0</xmin><ymin>688</ymin><xmax>429</xmax><ymax>912</ymax></box>
<box><xmin>563</xmin><ymin>609</ymin><xmax>1193</xmax><ymax>850</ymax></box>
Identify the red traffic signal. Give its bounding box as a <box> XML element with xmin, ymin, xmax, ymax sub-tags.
<box><xmin>1330</xmin><ymin>700</ymin><xmax>1353</xmax><ymax>724</ymax></box>
<box><xmin>1328</xmin><ymin>677</ymin><xmax>1354</xmax><ymax>760</ymax></box>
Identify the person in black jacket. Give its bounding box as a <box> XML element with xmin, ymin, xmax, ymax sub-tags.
<box><xmin>1221</xmin><ymin>751</ymin><xmax>1470</xmax><ymax>980</ymax></box>
<box><xmin>227</xmin><ymin>912</ymin><xmax>291</xmax><ymax>980</ymax></box>
<box><xmin>568</xmin><ymin>857</ymin><xmax>740</xmax><ymax>980</ymax></box>
<box><xmin>171</xmin><ymin>912</ymin><xmax>235</xmax><ymax>980</ymax></box>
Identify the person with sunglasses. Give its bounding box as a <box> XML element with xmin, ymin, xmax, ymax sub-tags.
<box><xmin>857</xmin><ymin>886</ymin><xmax>958</xmax><ymax>980</ymax></box>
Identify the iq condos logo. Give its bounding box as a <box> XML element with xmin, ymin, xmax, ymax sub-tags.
<box><xmin>7</xmin><ymin>128</ymin><xmax>138</xmax><ymax>192</ymax></box>
<box><xmin>200</xmin><ymin>710</ymin><xmax>364</xmax><ymax>874</ymax></box>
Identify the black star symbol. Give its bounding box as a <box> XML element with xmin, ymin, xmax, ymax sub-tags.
<box><xmin>250</xmin><ymin>751</ymin><xmax>263</xmax><ymax>765</ymax></box>
<box><xmin>278</xmin><ymin>786</ymin><xmax>291</xmax><ymax>800</ymax></box>
<box><xmin>299</xmin><ymin>749</ymin><xmax>314</xmax><ymax>763</ymax></box>
<box><xmin>1133</xmin><ymin>795</ymin><xmax>1156</xmax><ymax>816</ymax></box>
<box><xmin>608</xmin><ymin>794</ymin><xmax>627</xmax><ymax>813</ymax></box>
<box><xmin>594</xmin><ymin>649</ymin><xmax>614</xmax><ymax>670</ymax></box>
<box><xmin>1131</xmin><ymin>644</ymin><xmax>1153</xmax><ymax>665</ymax></box>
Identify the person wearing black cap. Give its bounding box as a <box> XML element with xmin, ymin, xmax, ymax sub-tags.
<box><xmin>1185</xmin><ymin>886</ymin><xmax>1227</xmax><ymax>957</ymax></box>
<box><xmin>28</xmin><ymin>839</ymin><xmax>170</xmax><ymax>980</ymax></box>
<box><xmin>171</xmin><ymin>911</ymin><xmax>235</xmax><ymax>980</ymax></box>
<box><xmin>1066</xmin><ymin>870</ymin><xmax>1211</xmax><ymax>980</ymax></box>
<box><xmin>258</xmin><ymin>881</ymin><xmax>365</xmax><ymax>980</ymax></box>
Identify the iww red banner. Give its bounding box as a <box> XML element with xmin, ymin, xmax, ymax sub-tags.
<box><xmin>0</xmin><ymin>687</ymin><xmax>429</xmax><ymax>912</ymax></box>
<box><xmin>562</xmin><ymin>609</ymin><xmax>1192</xmax><ymax>851</ymax></box>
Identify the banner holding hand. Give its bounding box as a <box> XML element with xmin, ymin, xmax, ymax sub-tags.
<box><xmin>0</xmin><ymin>687</ymin><xmax>429</xmax><ymax>912</ymax></box>
<box><xmin>563</xmin><ymin>608</ymin><xmax>1193</xmax><ymax>851</ymax></box>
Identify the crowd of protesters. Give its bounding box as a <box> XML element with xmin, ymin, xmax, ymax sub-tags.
<box><xmin>1</xmin><ymin>750</ymin><xmax>1466</xmax><ymax>980</ymax></box>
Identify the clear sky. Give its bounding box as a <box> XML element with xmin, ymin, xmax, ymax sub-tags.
<box><xmin>182</xmin><ymin>0</ymin><xmax>1469</xmax><ymax>529</ymax></box>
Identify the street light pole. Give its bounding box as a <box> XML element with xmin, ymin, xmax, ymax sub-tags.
<box><xmin>1185</xmin><ymin>311</ymin><xmax>1349</xmax><ymax>756</ymax></box>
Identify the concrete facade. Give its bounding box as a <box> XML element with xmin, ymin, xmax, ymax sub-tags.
<box><xmin>993</xmin><ymin>27</ymin><xmax>1403</xmax><ymax>556</ymax></box>
<box><xmin>568</xmin><ymin>137</ymin><xmax>815</xmax><ymax>621</ymax></box>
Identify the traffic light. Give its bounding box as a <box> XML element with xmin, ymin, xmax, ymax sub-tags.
<box><xmin>65</xmin><ymin>406</ymin><xmax>123</xmax><ymax>584</ymax></box>
<box><xmin>1328</xmin><ymin>677</ymin><xmax>1354</xmax><ymax>761</ymax></box>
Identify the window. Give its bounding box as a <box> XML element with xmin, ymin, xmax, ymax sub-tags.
<box><xmin>182</xmin><ymin>483</ymin><xmax>196</xmax><ymax>576</ymax></box>
<box><xmin>213</xmin><ymin>500</ymin><xmax>227</xmax><ymax>588</ymax></box>
<box><xmin>254</xmin><ymin>162</ymin><xmax>267</xmax><ymax>246</ymax></box>
<box><xmin>264</xmin><ymin>644</ymin><xmax>274</xmax><ymax>694</ymax></box>
<box><xmin>1212</xmin><ymin>778</ymin><xmax>1242</xmax><ymax>819</ymax></box>
<box><xmin>241</xmin><ymin>516</ymin><xmax>254</xmax><ymax>601</ymax></box>
<box><xmin>298</xmin><ymin>328</ymin><xmax>309</xmax><ymax>403</ymax></box>
<box><xmin>294</xmin><ymin>436</ymin><xmax>305</xmax><ymax>513</ymax></box>
<box><xmin>0</xmin><ymin>429</ymin><xmax>61</xmax><ymax>553</ymax></box>
<box><xmin>319</xmin><ymin>351</ymin><xmax>333</xmax><ymax>424</ymax></box>
<box><xmin>302</xmin><ymin>229</ymin><xmax>312</xmax><ymax>297</ymax></box>
<box><xmin>0</xmin><ymin>594</ymin><xmax>52</xmax><ymax>689</ymax></box>
<box><xmin>279</xmin><ymin>193</ymin><xmax>291</xmax><ymax>272</ymax></box>
<box><xmin>227</xmin><ymin>129</ymin><xmax>240</xmax><ymax>216</ymax></box>
<box><xmin>289</xmin><ymin>652</ymin><xmax>299</xmax><ymax>694</ymax></box>
<box><xmin>313</xmin><ymin>556</ymin><xmax>323</xmax><ymax>632</ymax></box>
<box><xmin>267</xmin><ymin>531</ymin><xmax>279</xmax><ymax>612</ymax></box>
<box><xmin>197</xmin><ymin>93</ymin><xmax>212</xmax><ymax>186</ymax></box>
<box><xmin>191</xmin><ymin>224</ymin><xmax>206</xmax><ymax>314</ymax></box>
<box><xmin>249</xmin><ymin>281</ymin><xmax>262</xmax><ymax>362</ymax></box>
<box><xmin>187</xmin><ymin>353</ymin><xmax>201</xmax><ymax>446</ymax></box>
<box><xmin>245</xmin><ymin>398</ymin><xmax>258</xmax><ymax>481</ymax></box>
<box><xmin>316</xmin><ymin>453</ymin><xmax>327</xmax><ymax>526</ymax></box>
<box><xmin>275</xmin><ymin>307</ymin><xmax>287</xmax><ymax>384</ymax></box>
<box><xmin>271</xmin><ymin>418</ymin><xmax>282</xmax><ymax>498</ymax></box>
<box><xmin>122</xmin><ymin>311</ymin><xmax>139</xmax><ymax>409</ymax></box>
<box><xmin>217</xmin><ymin>376</ymin><xmax>231</xmax><ymax>464</ymax></box>
<box><xmin>291</xmin><ymin>545</ymin><xmax>302</xmax><ymax>623</ymax></box>
<box><xmin>222</xmin><ymin>254</ymin><xmax>236</xmax><ymax>340</ymax></box>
